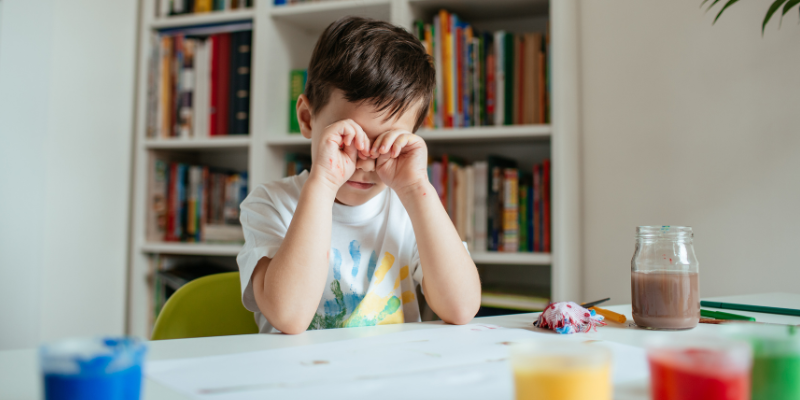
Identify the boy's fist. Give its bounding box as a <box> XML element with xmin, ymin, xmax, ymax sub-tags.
<box><xmin>371</xmin><ymin>130</ymin><xmax>429</xmax><ymax>193</ymax></box>
<box><xmin>309</xmin><ymin>119</ymin><xmax>370</xmax><ymax>193</ymax></box>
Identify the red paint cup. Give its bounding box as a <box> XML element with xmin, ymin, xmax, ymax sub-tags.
<box><xmin>647</xmin><ymin>336</ymin><xmax>752</xmax><ymax>400</ymax></box>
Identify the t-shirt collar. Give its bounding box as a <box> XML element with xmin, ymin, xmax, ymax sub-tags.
<box><xmin>332</xmin><ymin>186</ymin><xmax>388</xmax><ymax>224</ymax></box>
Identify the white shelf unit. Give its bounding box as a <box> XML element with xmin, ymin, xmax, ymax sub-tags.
<box><xmin>128</xmin><ymin>0</ymin><xmax>581</xmax><ymax>338</ymax></box>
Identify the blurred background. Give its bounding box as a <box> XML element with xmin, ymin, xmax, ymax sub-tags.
<box><xmin>0</xmin><ymin>0</ymin><xmax>797</xmax><ymax>351</ymax></box>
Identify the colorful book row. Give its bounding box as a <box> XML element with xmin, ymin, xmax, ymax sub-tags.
<box><xmin>148</xmin><ymin>159</ymin><xmax>248</xmax><ymax>244</ymax></box>
<box><xmin>157</xmin><ymin>0</ymin><xmax>253</xmax><ymax>17</ymax></box>
<box><xmin>415</xmin><ymin>10</ymin><xmax>550</xmax><ymax>129</ymax></box>
<box><xmin>147</xmin><ymin>24</ymin><xmax>252</xmax><ymax>139</ymax></box>
<box><xmin>428</xmin><ymin>155</ymin><xmax>551</xmax><ymax>253</ymax></box>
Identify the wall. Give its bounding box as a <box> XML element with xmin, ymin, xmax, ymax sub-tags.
<box><xmin>580</xmin><ymin>1</ymin><xmax>800</xmax><ymax>304</ymax></box>
<box><xmin>0</xmin><ymin>0</ymin><xmax>137</xmax><ymax>350</ymax></box>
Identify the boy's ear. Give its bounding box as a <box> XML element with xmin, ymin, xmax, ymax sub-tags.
<box><xmin>296</xmin><ymin>94</ymin><xmax>313</xmax><ymax>139</ymax></box>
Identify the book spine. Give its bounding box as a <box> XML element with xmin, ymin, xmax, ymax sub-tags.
<box><xmin>533</xmin><ymin>164</ymin><xmax>541</xmax><ymax>251</ymax></box>
<box><xmin>543</xmin><ymin>159</ymin><xmax>551</xmax><ymax>252</ymax></box>
<box><xmin>513</xmin><ymin>34</ymin><xmax>521</xmax><ymax>126</ymax></box>
<box><xmin>488</xmin><ymin>166</ymin><xmax>501</xmax><ymax>251</ymax></box>
<box><xmin>525</xmin><ymin>33</ymin><xmax>538</xmax><ymax>125</ymax></box>
<box><xmin>147</xmin><ymin>159</ymin><xmax>168</xmax><ymax>241</ymax></box>
<box><xmin>209</xmin><ymin>35</ymin><xmax>219</xmax><ymax>136</ymax></box>
<box><xmin>485</xmin><ymin>33</ymin><xmax>494</xmax><ymax>126</ymax></box>
<box><xmin>503</xmin><ymin>32</ymin><xmax>514</xmax><ymax>126</ymax></box>
<box><xmin>165</xmin><ymin>163</ymin><xmax>177</xmax><ymax>241</ymax></box>
<box><xmin>230</xmin><ymin>31</ymin><xmax>252</xmax><ymax>135</ymax></box>
<box><xmin>177</xmin><ymin>164</ymin><xmax>188</xmax><ymax>240</ymax></box>
<box><xmin>527</xmin><ymin>185</ymin><xmax>534</xmax><ymax>252</ymax></box>
<box><xmin>451</xmin><ymin>14</ymin><xmax>464</xmax><ymax>128</ymax></box>
<box><xmin>519</xmin><ymin>182</ymin><xmax>528</xmax><ymax>252</ymax></box>
<box><xmin>171</xmin><ymin>36</ymin><xmax>180</xmax><ymax>137</ymax></box>
<box><xmin>216</xmin><ymin>33</ymin><xmax>231</xmax><ymax>136</ymax></box>
<box><xmin>160</xmin><ymin>36</ymin><xmax>173</xmax><ymax>138</ymax></box>
<box><xmin>464</xmin><ymin>25</ymin><xmax>473</xmax><ymax>127</ymax></box>
<box><xmin>502</xmin><ymin>168</ymin><xmax>519</xmax><ymax>252</ymax></box>
<box><xmin>473</xmin><ymin>161</ymin><xmax>488</xmax><ymax>251</ymax></box>
<box><xmin>440</xmin><ymin>11</ymin><xmax>452</xmax><ymax>128</ymax></box>
<box><xmin>472</xmin><ymin>37</ymin><xmax>480</xmax><ymax>127</ymax></box>
<box><xmin>288</xmin><ymin>69</ymin><xmax>306</xmax><ymax>133</ymax></box>
<box><xmin>450</xmin><ymin>15</ymin><xmax>459</xmax><ymax>128</ymax></box>
<box><xmin>464</xmin><ymin>165</ymin><xmax>474</xmax><ymax>249</ymax></box>
<box><xmin>433</xmin><ymin>17</ymin><xmax>443</xmax><ymax>129</ymax></box>
<box><xmin>147</xmin><ymin>33</ymin><xmax>159</xmax><ymax>138</ymax></box>
<box><xmin>180</xmin><ymin>38</ymin><xmax>196</xmax><ymax>138</ymax></box>
<box><xmin>538</xmin><ymin>37</ymin><xmax>547</xmax><ymax>124</ymax></box>
<box><xmin>187</xmin><ymin>166</ymin><xmax>199</xmax><ymax>241</ymax></box>
<box><xmin>494</xmin><ymin>31</ymin><xmax>504</xmax><ymax>126</ymax></box>
<box><xmin>423</xmin><ymin>23</ymin><xmax>435</xmax><ymax>129</ymax></box>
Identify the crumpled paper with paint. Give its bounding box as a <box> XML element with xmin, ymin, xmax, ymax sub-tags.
<box><xmin>534</xmin><ymin>301</ymin><xmax>606</xmax><ymax>334</ymax></box>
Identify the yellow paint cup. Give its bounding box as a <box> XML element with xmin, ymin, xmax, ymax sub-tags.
<box><xmin>509</xmin><ymin>340</ymin><xmax>612</xmax><ymax>400</ymax></box>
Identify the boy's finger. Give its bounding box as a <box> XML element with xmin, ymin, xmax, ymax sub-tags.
<box><xmin>375</xmin><ymin>130</ymin><xmax>402</xmax><ymax>155</ymax></box>
<box><xmin>370</xmin><ymin>132</ymin><xmax>389</xmax><ymax>157</ymax></box>
<box><xmin>391</xmin><ymin>135</ymin><xmax>410</xmax><ymax>158</ymax></box>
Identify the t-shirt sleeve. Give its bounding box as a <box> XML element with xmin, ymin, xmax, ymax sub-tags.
<box><xmin>236</xmin><ymin>185</ymin><xmax>293</xmax><ymax>313</ymax></box>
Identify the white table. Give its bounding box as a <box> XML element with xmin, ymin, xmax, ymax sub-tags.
<box><xmin>2</xmin><ymin>292</ymin><xmax>798</xmax><ymax>399</ymax></box>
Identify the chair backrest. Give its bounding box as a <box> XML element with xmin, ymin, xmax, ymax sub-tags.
<box><xmin>151</xmin><ymin>271</ymin><xmax>259</xmax><ymax>340</ymax></box>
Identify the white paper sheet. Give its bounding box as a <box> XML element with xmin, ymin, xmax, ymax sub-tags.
<box><xmin>146</xmin><ymin>324</ymin><xmax>649</xmax><ymax>399</ymax></box>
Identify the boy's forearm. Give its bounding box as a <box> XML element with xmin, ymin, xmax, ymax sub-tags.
<box><xmin>259</xmin><ymin>178</ymin><xmax>336</xmax><ymax>333</ymax></box>
<box><xmin>397</xmin><ymin>181</ymin><xmax>481</xmax><ymax>324</ymax></box>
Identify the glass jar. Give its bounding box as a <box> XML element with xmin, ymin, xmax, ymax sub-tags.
<box><xmin>631</xmin><ymin>226</ymin><xmax>700</xmax><ymax>330</ymax></box>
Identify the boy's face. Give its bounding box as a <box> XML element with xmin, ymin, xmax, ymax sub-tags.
<box><xmin>300</xmin><ymin>89</ymin><xmax>421</xmax><ymax>206</ymax></box>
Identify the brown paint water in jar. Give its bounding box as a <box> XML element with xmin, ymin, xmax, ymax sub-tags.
<box><xmin>631</xmin><ymin>270</ymin><xmax>699</xmax><ymax>330</ymax></box>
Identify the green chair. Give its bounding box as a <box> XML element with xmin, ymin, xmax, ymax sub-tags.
<box><xmin>151</xmin><ymin>271</ymin><xmax>259</xmax><ymax>340</ymax></box>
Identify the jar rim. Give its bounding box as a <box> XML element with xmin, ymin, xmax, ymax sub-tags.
<box><xmin>636</xmin><ymin>226</ymin><xmax>693</xmax><ymax>239</ymax></box>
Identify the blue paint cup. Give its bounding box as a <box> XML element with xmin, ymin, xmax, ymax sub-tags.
<box><xmin>39</xmin><ymin>337</ymin><xmax>147</xmax><ymax>400</ymax></box>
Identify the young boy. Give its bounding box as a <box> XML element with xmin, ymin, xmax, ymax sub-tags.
<box><xmin>236</xmin><ymin>16</ymin><xmax>481</xmax><ymax>334</ymax></box>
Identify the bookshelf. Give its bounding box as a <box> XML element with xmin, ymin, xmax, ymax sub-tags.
<box><xmin>127</xmin><ymin>0</ymin><xmax>581</xmax><ymax>338</ymax></box>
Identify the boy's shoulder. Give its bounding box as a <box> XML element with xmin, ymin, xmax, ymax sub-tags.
<box><xmin>244</xmin><ymin>170</ymin><xmax>309</xmax><ymax>208</ymax></box>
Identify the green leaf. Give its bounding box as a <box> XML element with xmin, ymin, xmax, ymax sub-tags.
<box><xmin>763</xmin><ymin>0</ymin><xmax>789</xmax><ymax>33</ymax></box>
<box><xmin>782</xmin><ymin>0</ymin><xmax>800</xmax><ymax>16</ymax></box>
<box><xmin>714</xmin><ymin>0</ymin><xmax>742</xmax><ymax>24</ymax></box>
<box><xmin>701</xmin><ymin>0</ymin><xmax>713</xmax><ymax>8</ymax></box>
<box><xmin>706</xmin><ymin>0</ymin><xmax>724</xmax><ymax>12</ymax></box>
<box><xmin>779</xmin><ymin>0</ymin><xmax>800</xmax><ymax>27</ymax></box>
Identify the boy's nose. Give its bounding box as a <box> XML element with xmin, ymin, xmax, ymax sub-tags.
<box><xmin>356</xmin><ymin>157</ymin><xmax>376</xmax><ymax>172</ymax></box>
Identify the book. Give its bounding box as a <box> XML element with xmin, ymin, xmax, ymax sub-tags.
<box><xmin>518</xmin><ymin>180</ymin><xmax>529</xmax><ymax>252</ymax></box>
<box><xmin>215</xmin><ymin>33</ymin><xmax>231</xmax><ymax>136</ymax></box>
<box><xmin>503</xmin><ymin>32</ymin><xmax>514</xmax><ymax>126</ymax></box>
<box><xmin>411</xmin><ymin>12</ymin><xmax>549</xmax><ymax>128</ymax></box>
<box><xmin>472</xmin><ymin>161</ymin><xmax>488</xmax><ymax>251</ymax></box>
<box><xmin>494</xmin><ymin>31</ymin><xmax>504</xmax><ymax>126</ymax></box>
<box><xmin>486</xmin><ymin>155</ymin><xmax>517</xmax><ymax>251</ymax></box>
<box><xmin>464</xmin><ymin>165</ymin><xmax>475</xmax><ymax>250</ymax></box>
<box><xmin>229</xmin><ymin>30</ymin><xmax>252</xmax><ymax>135</ymax></box>
<box><xmin>288</xmin><ymin>69</ymin><xmax>307</xmax><ymax>134</ymax></box>
<box><xmin>534</xmin><ymin>164</ymin><xmax>541</xmax><ymax>251</ymax></box>
<box><xmin>502</xmin><ymin>168</ymin><xmax>519</xmax><ymax>252</ymax></box>
<box><xmin>542</xmin><ymin>159</ymin><xmax>551</xmax><ymax>252</ymax></box>
<box><xmin>147</xmin><ymin>159</ymin><xmax>169</xmax><ymax>242</ymax></box>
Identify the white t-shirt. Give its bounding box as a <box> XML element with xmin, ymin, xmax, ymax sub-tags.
<box><xmin>236</xmin><ymin>171</ymin><xmax>423</xmax><ymax>333</ymax></box>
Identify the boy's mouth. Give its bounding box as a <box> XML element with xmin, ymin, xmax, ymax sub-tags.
<box><xmin>346</xmin><ymin>180</ymin><xmax>375</xmax><ymax>190</ymax></box>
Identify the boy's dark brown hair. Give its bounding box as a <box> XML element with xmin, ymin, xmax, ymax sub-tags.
<box><xmin>305</xmin><ymin>16</ymin><xmax>435</xmax><ymax>132</ymax></box>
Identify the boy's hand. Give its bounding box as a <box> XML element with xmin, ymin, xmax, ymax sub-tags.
<box><xmin>310</xmin><ymin>119</ymin><xmax>370</xmax><ymax>194</ymax></box>
<box><xmin>371</xmin><ymin>130</ymin><xmax>429</xmax><ymax>193</ymax></box>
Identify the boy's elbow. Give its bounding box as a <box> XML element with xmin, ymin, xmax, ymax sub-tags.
<box><xmin>264</xmin><ymin>309</ymin><xmax>310</xmax><ymax>335</ymax></box>
<box><xmin>442</xmin><ymin>302</ymin><xmax>479</xmax><ymax>325</ymax></box>
<box><xmin>256</xmin><ymin>294</ymin><xmax>310</xmax><ymax>335</ymax></box>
